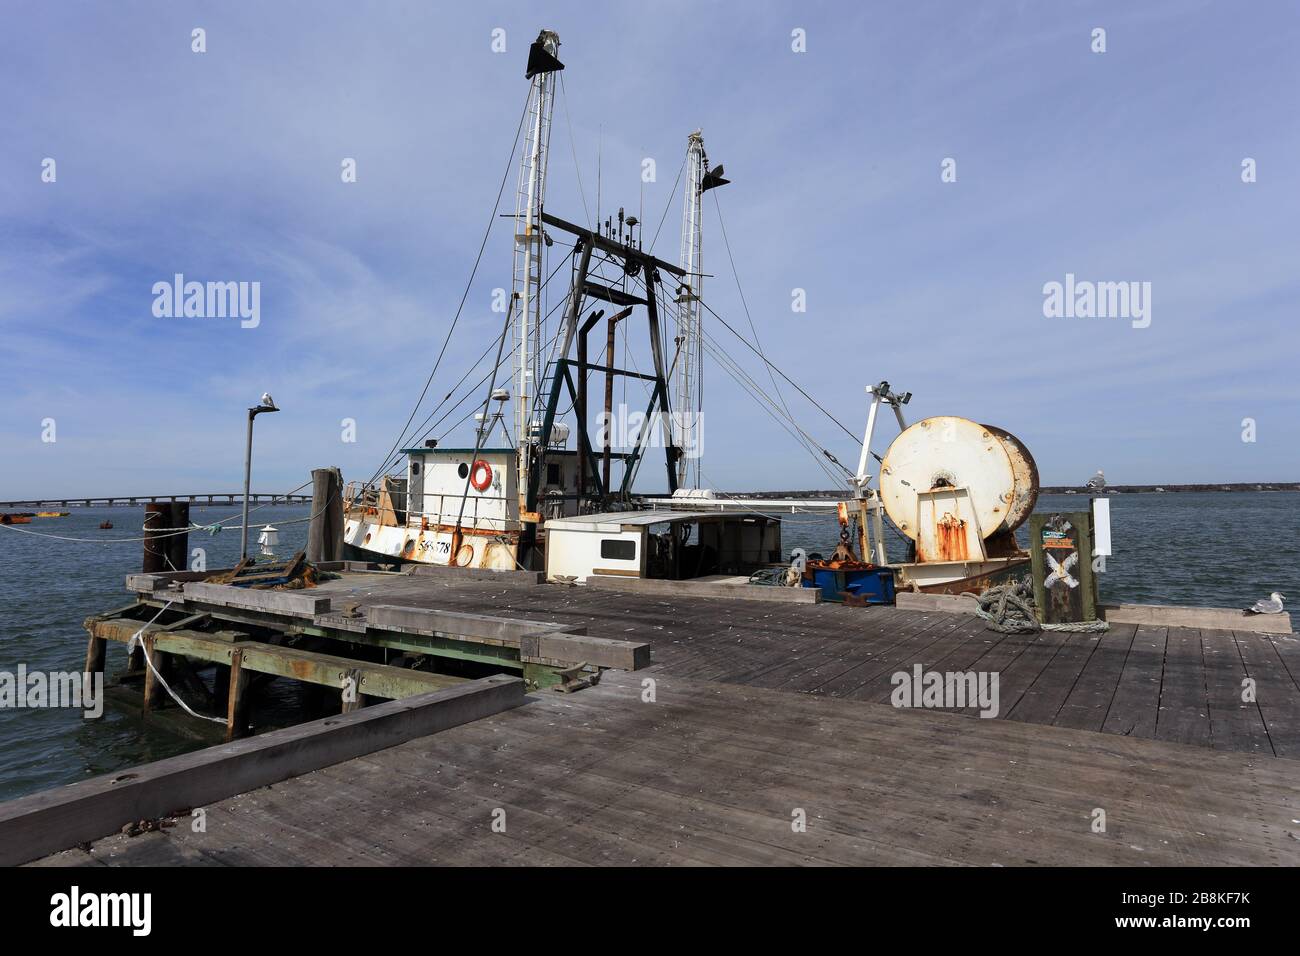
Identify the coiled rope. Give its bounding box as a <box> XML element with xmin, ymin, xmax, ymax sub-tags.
<box><xmin>966</xmin><ymin>577</ymin><xmax>1109</xmax><ymax>634</ymax></box>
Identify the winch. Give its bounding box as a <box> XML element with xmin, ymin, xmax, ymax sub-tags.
<box><xmin>879</xmin><ymin>416</ymin><xmax>1039</xmax><ymax>563</ymax></box>
<box><xmin>847</xmin><ymin>383</ymin><xmax>1040</xmax><ymax>594</ymax></box>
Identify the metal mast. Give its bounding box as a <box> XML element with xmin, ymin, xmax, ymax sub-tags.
<box><xmin>673</xmin><ymin>131</ymin><xmax>727</xmax><ymax>487</ymax></box>
<box><xmin>512</xmin><ymin>30</ymin><xmax>563</xmax><ymax>501</ymax></box>
<box><xmin>673</xmin><ymin>132</ymin><xmax>705</xmax><ymax>487</ymax></box>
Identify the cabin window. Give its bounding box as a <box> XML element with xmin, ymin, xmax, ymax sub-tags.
<box><xmin>457</xmin><ymin>462</ymin><xmax>469</xmax><ymax>479</ymax></box>
<box><xmin>547</xmin><ymin>463</ymin><xmax>562</xmax><ymax>485</ymax></box>
<box><xmin>410</xmin><ymin>462</ymin><xmax>421</xmax><ymax>475</ymax></box>
<box><xmin>600</xmin><ymin>538</ymin><xmax>637</xmax><ymax>561</ymax></box>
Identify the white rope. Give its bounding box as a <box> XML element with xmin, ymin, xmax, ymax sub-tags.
<box><xmin>125</xmin><ymin>602</ymin><xmax>226</xmax><ymax>725</ymax></box>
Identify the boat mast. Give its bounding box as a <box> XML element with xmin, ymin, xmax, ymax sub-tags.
<box><xmin>513</xmin><ymin>30</ymin><xmax>562</xmax><ymax>499</ymax></box>
<box><xmin>674</xmin><ymin>131</ymin><xmax>705</xmax><ymax>487</ymax></box>
<box><xmin>674</xmin><ymin>131</ymin><xmax>727</xmax><ymax>488</ymax></box>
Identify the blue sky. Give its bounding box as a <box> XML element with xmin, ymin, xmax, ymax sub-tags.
<box><xmin>1</xmin><ymin>0</ymin><xmax>1297</xmax><ymax>497</ymax></box>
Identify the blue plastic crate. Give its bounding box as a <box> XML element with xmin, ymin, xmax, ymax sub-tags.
<box><xmin>803</xmin><ymin>567</ymin><xmax>896</xmax><ymax>604</ymax></box>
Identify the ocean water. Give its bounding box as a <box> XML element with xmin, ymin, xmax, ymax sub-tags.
<box><xmin>0</xmin><ymin>504</ymin><xmax>311</xmax><ymax>802</ymax></box>
<box><xmin>0</xmin><ymin>492</ymin><xmax>1295</xmax><ymax>802</ymax></box>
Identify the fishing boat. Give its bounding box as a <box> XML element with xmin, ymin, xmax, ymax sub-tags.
<box><xmin>35</xmin><ymin>511</ymin><xmax>69</xmax><ymax>518</ymax></box>
<box><xmin>1</xmin><ymin>514</ymin><xmax>33</xmax><ymax>525</ymax></box>
<box><xmin>342</xmin><ymin>29</ymin><xmax>1039</xmax><ymax>599</ymax></box>
<box><xmin>343</xmin><ymin>30</ymin><xmax>751</xmax><ymax>575</ymax></box>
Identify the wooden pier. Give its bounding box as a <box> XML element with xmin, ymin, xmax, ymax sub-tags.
<box><xmin>5</xmin><ymin>566</ymin><xmax>1300</xmax><ymax>866</ymax></box>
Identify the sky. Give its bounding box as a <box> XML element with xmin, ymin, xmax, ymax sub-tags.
<box><xmin>1</xmin><ymin>0</ymin><xmax>1297</xmax><ymax>498</ymax></box>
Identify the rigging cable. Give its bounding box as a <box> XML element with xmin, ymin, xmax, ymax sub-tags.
<box><xmin>369</xmin><ymin>249</ymin><xmax>577</xmax><ymax>480</ymax></box>
<box><xmin>697</xmin><ymin>296</ymin><xmax>861</xmax><ymax>446</ymax></box>
<box><xmin>365</xmin><ymin>90</ymin><xmax>532</xmax><ymax>489</ymax></box>
<box><xmin>711</xmin><ymin>190</ymin><xmax>799</xmax><ymax>437</ymax></box>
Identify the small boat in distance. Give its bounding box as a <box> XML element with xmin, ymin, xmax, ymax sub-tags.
<box><xmin>99</xmin><ymin>520</ymin><xmax>114</xmax><ymax>529</ymax></box>
<box><xmin>1</xmin><ymin>514</ymin><xmax>33</xmax><ymax>524</ymax></box>
<box><xmin>36</xmin><ymin>511</ymin><xmax>69</xmax><ymax>518</ymax></box>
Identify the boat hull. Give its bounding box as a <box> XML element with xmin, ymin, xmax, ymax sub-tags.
<box><xmin>343</xmin><ymin>516</ymin><xmax>520</xmax><ymax>570</ymax></box>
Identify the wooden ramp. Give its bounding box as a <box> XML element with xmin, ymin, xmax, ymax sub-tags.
<box><xmin>32</xmin><ymin>671</ymin><xmax>1300</xmax><ymax>867</ymax></box>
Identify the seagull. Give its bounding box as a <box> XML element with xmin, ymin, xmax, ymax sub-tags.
<box><xmin>260</xmin><ymin>392</ymin><xmax>275</xmax><ymax>408</ymax></box>
<box><xmin>1243</xmin><ymin>592</ymin><xmax>1286</xmax><ymax>615</ymax></box>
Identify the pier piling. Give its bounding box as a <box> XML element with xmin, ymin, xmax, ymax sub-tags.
<box><xmin>225</xmin><ymin>650</ymin><xmax>251</xmax><ymax>741</ymax></box>
<box><xmin>307</xmin><ymin>466</ymin><xmax>344</xmax><ymax>563</ymax></box>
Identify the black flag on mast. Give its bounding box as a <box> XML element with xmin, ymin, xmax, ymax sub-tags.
<box><xmin>701</xmin><ymin>164</ymin><xmax>730</xmax><ymax>192</ymax></box>
<box><xmin>525</xmin><ymin>36</ymin><xmax>564</xmax><ymax>79</ymax></box>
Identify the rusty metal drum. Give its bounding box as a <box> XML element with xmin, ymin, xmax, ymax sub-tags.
<box><xmin>980</xmin><ymin>423</ymin><xmax>1039</xmax><ymax>533</ymax></box>
<box><xmin>879</xmin><ymin>417</ymin><xmax>1027</xmax><ymax>542</ymax></box>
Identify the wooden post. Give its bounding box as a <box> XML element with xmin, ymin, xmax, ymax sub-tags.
<box><xmin>225</xmin><ymin>650</ymin><xmax>251</xmax><ymax>741</ymax></box>
<box><xmin>142</xmin><ymin>502</ymin><xmax>169</xmax><ymax>573</ymax></box>
<box><xmin>340</xmin><ymin>667</ymin><xmax>364</xmax><ymax>714</ymax></box>
<box><xmin>141</xmin><ymin>635</ymin><xmax>160</xmax><ymax>712</ymax></box>
<box><xmin>1029</xmin><ymin>511</ymin><xmax>1098</xmax><ymax>624</ymax></box>
<box><xmin>83</xmin><ymin>630</ymin><xmax>106</xmax><ymax>679</ymax></box>
<box><xmin>125</xmin><ymin>640</ymin><xmax>145</xmax><ymax>679</ymax></box>
<box><xmin>165</xmin><ymin>501</ymin><xmax>189</xmax><ymax>572</ymax></box>
<box><xmin>306</xmin><ymin>467</ymin><xmax>344</xmax><ymax>564</ymax></box>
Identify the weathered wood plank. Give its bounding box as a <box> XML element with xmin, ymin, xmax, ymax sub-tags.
<box><xmin>1101</xmin><ymin>626</ymin><xmax>1167</xmax><ymax>740</ymax></box>
<box><xmin>1006</xmin><ymin>630</ymin><xmax>1098</xmax><ymax>725</ymax></box>
<box><xmin>1153</xmin><ymin>628</ymin><xmax>1211</xmax><ymax>748</ymax></box>
<box><xmin>1202</xmin><ymin>629</ymin><xmax>1272</xmax><ymax>755</ymax></box>
<box><xmin>1052</xmin><ymin>625</ymin><xmax>1137</xmax><ymax>731</ymax></box>
<box><xmin>1</xmin><ymin>675</ymin><xmax>525</xmax><ymax>866</ymax></box>
<box><xmin>1234</xmin><ymin>630</ymin><xmax>1300</xmax><ymax>758</ymax></box>
<box><xmin>182</xmin><ymin>581</ymin><xmax>331</xmax><ymax>617</ymax></box>
<box><xmin>34</xmin><ymin>671</ymin><xmax>1300</xmax><ymax>868</ymax></box>
<box><xmin>1104</xmin><ymin>603</ymin><xmax>1292</xmax><ymax>635</ymax></box>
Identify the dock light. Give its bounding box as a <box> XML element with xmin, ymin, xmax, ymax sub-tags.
<box><xmin>241</xmin><ymin>395</ymin><xmax>281</xmax><ymax>561</ymax></box>
<box><xmin>258</xmin><ymin>524</ymin><xmax>280</xmax><ymax>557</ymax></box>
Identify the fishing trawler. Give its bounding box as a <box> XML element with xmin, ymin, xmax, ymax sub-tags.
<box><xmin>342</xmin><ymin>30</ymin><xmax>755</xmax><ymax>576</ymax></box>
<box><xmin>342</xmin><ymin>29</ymin><xmax>1039</xmax><ymax>597</ymax></box>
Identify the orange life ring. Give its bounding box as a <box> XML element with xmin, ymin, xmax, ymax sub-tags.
<box><xmin>469</xmin><ymin>460</ymin><xmax>493</xmax><ymax>492</ymax></box>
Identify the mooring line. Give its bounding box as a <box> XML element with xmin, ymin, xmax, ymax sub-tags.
<box><xmin>125</xmin><ymin>601</ymin><xmax>226</xmax><ymax>725</ymax></box>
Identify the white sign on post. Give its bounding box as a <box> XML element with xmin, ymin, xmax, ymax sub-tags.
<box><xmin>1091</xmin><ymin>497</ymin><xmax>1112</xmax><ymax>557</ymax></box>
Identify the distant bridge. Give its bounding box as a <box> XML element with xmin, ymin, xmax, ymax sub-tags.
<box><xmin>1</xmin><ymin>493</ymin><xmax>311</xmax><ymax>509</ymax></box>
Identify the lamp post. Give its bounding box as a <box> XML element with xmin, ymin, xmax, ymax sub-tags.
<box><xmin>241</xmin><ymin>395</ymin><xmax>279</xmax><ymax>560</ymax></box>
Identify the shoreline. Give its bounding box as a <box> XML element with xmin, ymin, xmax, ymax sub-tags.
<box><xmin>732</xmin><ymin>484</ymin><xmax>1300</xmax><ymax>499</ymax></box>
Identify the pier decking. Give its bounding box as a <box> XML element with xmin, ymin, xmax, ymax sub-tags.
<box><xmin>11</xmin><ymin>568</ymin><xmax>1300</xmax><ymax>865</ymax></box>
<box><xmin>304</xmin><ymin>571</ymin><xmax>1300</xmax><ymax>758</ymax></box>
<box><xmin>32</xmin><ymin>669</ymin><xmax>1300</xmax><ymax>867</ymax></box>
